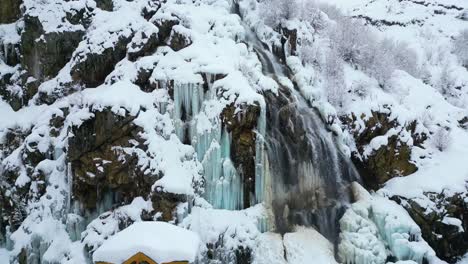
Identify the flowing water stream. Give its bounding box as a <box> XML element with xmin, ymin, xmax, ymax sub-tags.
<box><xmin>240</xmin><ymin>18</ymin><xmax>360</xmax><ymax>243</ymax></box>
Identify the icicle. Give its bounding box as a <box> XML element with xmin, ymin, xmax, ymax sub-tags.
<box><xmin>66</xmin><ymin>162</ymin><xmax>72</xmax><ymax>214</ymax></box>
<box><xmin>254</xmin><ymin>106</ymin><xmax>266</xmax><ymax>205</ymax></box>
<box><xmin>95</xmin><ymin>190</ymin><xmax>115</xmax><ymax>215</ymax></box>
<box><xmin>66</xmin><ymin>213</ymin><xmax>85</xmax><ymax>242</ymax></box>
<box><xmin>172</xmin><ymin>82</ymin><xmax>204</xmax><ymax>142</ymax></box>
<box><xmin>196</xmin><ymin>124</ymin><xmax>244</xmax><ymax>210</ymax></box>
<box><xmin>5</xmin><ymin>226</ymin><xmax>13</xmax><ymax>250</ymax></box>
<box><xmin>2</xmin><ymin>43</ymin><xmax>9</xmax><ymax>63</ymax></box>
<box><xmin>173</xmin><ymin>82</ymin><xmax>204</xmax><ymax>121</ymax></box>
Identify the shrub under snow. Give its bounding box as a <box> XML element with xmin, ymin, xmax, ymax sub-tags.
<box><xmin>453</xmin><ymin>29</ymin><xmax>468</xmax><ymax>68</ymax></box>
<box><xmin>432</xmin><ymin>127</ymin><xmax>451</xmax><ymax>152</ymax></box>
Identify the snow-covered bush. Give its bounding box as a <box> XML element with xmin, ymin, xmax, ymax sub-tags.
<box><xmin>299</xmin><ymin>41</ymin><xmax>325</xmax><ymax>68</ymax></box>
<box><xmin>259</xmin><ymin>0</ymin><xmax>298</xmax><ymax>28</ymax></box>
<box><xmin>330</xmin><ymin>17</ymin><xmax>373</xmax><ymax>65</ymax></box>
<box><xmin>454</xmin><ymin>29</ymin><xmax>468</xmax><ymax>68</ymax></box>
<box><xmin>360</xmin><ymin>38</ymin><xmax>395</xmax><ymax>87</ymax></box>
<box><xmin>352</xmin><ymin>80</ymin><xmax>371</xmax><ymax>98</ymax></box>
<box><xmin>359</xmin><ymin>38</ymin><xmax>419</xmax><ymax>87</ymax></box>
<box><xmin>432</xmin><ymin>127</ymin><xmax>451</xmax><ymax>152</ymax></box>
<box><xmin>296</xmin><ymin>0</ymin><xmax>327</xmax><ymax>30</ymax></box>
<box><xmin>391</xmin><ymin>41</ymin><xmax>420</xmax><ymax>78</ymax></box>
<box><xmin>437</xmin><ymin>62</ymin><xmax>456</xmax><ymax>96</ymax></box>
<box><xmin>316</xmin><ymin>2</ymin><xmax>343</xmax><ymax>21</ymax></box>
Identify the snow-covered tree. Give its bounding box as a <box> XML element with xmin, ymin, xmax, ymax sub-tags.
<box><xmin>392</xmin><ymin>41</ymin><xmax>420</xmax><ymax>78</ymax></box>
<box><xmin>316</xmin><ymin>2</ymin><xmax>343</xmax><ymax>21</ymax></box>
<box><xmin>357</xmin><ymin>38</ymin><xmax>419</xmax><ymax>87</ymax></box>
<box><xmin>296</xmin><ymin>0</ymin><xmax>326</xmax><ymax>30</ymax></box>
<box><xmin>330</xmin><ymin>18</ymin><xmax>372</xmax><ymax>65</ymax></box>
<box><xmin>454</xmin><ymin>29</ymin><xmax>468</xmax><ymax>68</ymax></box>
<box><xmin>432</xmin><ymin>127</ymin><xmax>451</xmax><ymax>152</ymax></box>
<box><xmin>299</xmin><ymin>44</ymin><xmax>315</xmax><ymax>66</ymax></box>
<box><xmin>323</xmin><ymin>48</ymin><xmax>346</xmax><ymax>108</ymax></box>
<box><xmin>359</xmin><ymin>38</ymin><xmax>395</xmax><ymax>87</ymax></box>
<box><xmin>259</xmin><ymin>0</ymin><xmax>298</xmax><ymax>28</ymax></box>
<box><xmin>437</xmin><ymin>62</ymin><xmax>455</xmax><ymax>96</ymax></box>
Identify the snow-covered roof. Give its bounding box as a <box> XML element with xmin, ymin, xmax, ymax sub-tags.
<box><xmin>92</xmin><ymin>222</ymin><xmax>200</xmax><ymax>264</ymax></box>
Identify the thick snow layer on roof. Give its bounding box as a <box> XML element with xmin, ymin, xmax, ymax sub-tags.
<box><xmin>93</xmin><ymin>221</ymin><xmax>200</xmax><ymax>264</ymax></box>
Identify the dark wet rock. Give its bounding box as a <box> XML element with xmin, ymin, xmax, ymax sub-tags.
<box><xmin>153</xmin><ymin>16</ymin><xmax>180</xmax><ymax>43</ymax></box>
<box><xmin>221</xmin><ymin>103</ymin><xmax>260</xmax><ymax>208</ymax></box>
<box><xmin>0</xmin><ymin>128</ymin><xmax>27</xmax><ymax>158</ymax></box>
<box><xmin>0</xmin><ymin>83</ymin><xmax>22</xmax><ymax>112</ymax></box>
<box><xmin>458</xmin><ymin>10</ymin><xmax>468</xmax><ymax>21</ymax></box>
<box><xmin>36</xmin><ymin>81</ymin><xmax>81</xmax><ymax>106</ymax></box>
<box><xmin>95</xmin><ymin>0</ymin><xmax>113</xmax><ymax>11</ymax></box>
<box><xmin>21</xmin><ymin>15</ymin><xmax>84</xmax><ymax>80</ymax></box>
<box><xmin>352</xmin><ymin>134</ymin><xmax>417</xmax><ymax>189</ymax></box>
<box><xmin>66</xmin><ymin>3</ymin><xmax>95</xmax><ymax>27</ymax></box>
<box><xmin>151</xmin><ymin>189</ymin><xmax>187</xmax><ymax>222</ymax></box>
<box><xmin>393</xmin><ymin>191</ymin><xmax>468</xmax><ymax>263</ymax></box>
<box><xmin>49</xmin><ymin>108</ymin><xmax>69</xmax><ymax>138</ymax></box>
<box><xmin>70</xmin><ymin>35</ymin><xmax>132</xmax><ymax>88</ymax></box>
<box><xmin>0</xmin><ymin>129</ymin><xmax>30</xmax><ymax>235</ymax></box>
<box><xmin>0</xmin><ymin>0</ymin><xmax>22</xmax><ymax>24</ymax></box>
<box><xmin>142</xmin><ymin>0</ymin><xmax>163</xmax><ymax>20</ymax></box>
<box><xmin>280</xmin><ymin>27</ymin><xmax>297</xmax><ymax>57</ymax></box>
<box><xmin>341</xmin><ymin>110</ymin><xmax>423</xmax><ymax>189</ymax></box>
<box><xmin>205</xmin><ymin>242</ymin><xmax>253</xmax><ymax>264</ymax></box>
<box><xmin>0</xmin><ymin>166</ymin><xmax>46</xmax><ymax>244</ymax></box>
<box><xmin>201</xmin><ymin>73</ymin><xmax>227</xmax><ymax>93</ymax></box>
<box><xmin>271</xmin><ymin>27</ymin><xmax>297</xmax><ymax>63</ymax></box>
<box><xmin>458</xmin><ymin>116</ymin><xmax>468</xmax><ymax>129</ymax></box>
<box><xmin>22</xmin><ymin>140</ymin><xmax>51</xmax><ymax>174</ymax></box>
<box><xmin>68</xmin><ymin>109</ymin><xmax>156</xmax><ymax>212</ymax></box>
<box><xmin>0</xmin><ymin>128</ymin><xmax>51</xmax><ymax>237</ymax></box>
<box><xmin>0</xmin><ymin>70</ymin><xmax>42</xmax><ymax>111</ymax></box>
<box><xmin>134</xmin><ymin>67</ymin><xmax>157</xmax><ymax>92</ymax></box>
<box><xmin>235</xmin><ymin>247</ymin><xmax>252</xmax><ymax>264</ymax></box>
<box><xmin>355</xmin><ymin>14</ymin><xmax>423</xmax><ymax>27</ymax></box>
<box><xmin>128</xmin><ymin>31</ymin><xmax>160</xmax><ymax>61</ymax></box>
<box><xmin>1</xmin><ymin>42</ymin><xmax>21</xmax><ymax>66</ymax></box>
<box><xmin>168</xmin><ymin>26</ymin><xmax>192</xmax><ymax>51</ymax></box>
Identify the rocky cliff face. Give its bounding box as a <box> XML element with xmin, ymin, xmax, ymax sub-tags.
<box><xmin>0</xmin><ymin>0</ymin><xmax>267</xmax><ymax>262</ymax></box>
<box><xmin>0</xmin><ymin>0</ymin><xmax>467</xmax><ymax>263</ymax></box>
<box><xmin>393</xmin><ymin>191</ymin><xmax>468</xmax><ymax>263</ymax></box>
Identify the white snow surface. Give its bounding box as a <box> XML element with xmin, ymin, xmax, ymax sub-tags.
<box><xmin>339</xmin><ymin>183</ymin><xmax>445</xmax><ymax>264</ymax></box>
<box><xmin>181</xmin><ymin>201</ymin><xmax>267</xmax><ymax>251</ymax></box>
<box><xmin>93</xmin><ymin>221</ymin><xmax>200</xmax><ymax>263</ymax></box>
<box><xmin>0</xmin><ymin>248</ymin><xmax>9</xmax><ymax>264</ymax></box>
<box><xmin>252</xmin><ymin>227</ymin><xmax>338</xmax><ymax>264</ymax></box>
<box><xmin>283</xmin><ymin>227</ymin><xmax>338</xmax><ymax>264</ymax></box>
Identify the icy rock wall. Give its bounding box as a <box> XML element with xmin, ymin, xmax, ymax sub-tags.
<box><xmin>168</xmin><ymin>77</ymin><xmax>266</xmax><ymax>210</ymax></box>
<box><xmin>339</xmin><ymin>183</ymin><xmax>441</xmax><ymax>264</ymax></box>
